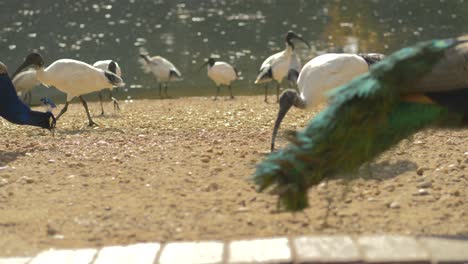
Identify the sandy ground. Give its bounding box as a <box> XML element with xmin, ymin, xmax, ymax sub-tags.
<box><xmin>0</xmin><ymin>95</ymin><xmax>466</xmax><ymax>257</ymax></box>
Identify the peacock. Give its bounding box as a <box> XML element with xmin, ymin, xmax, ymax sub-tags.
<box><xmin>0</xmin><ymin>61</ymin><xmax>56</xmax><ymax>131</ymax></box>
<box><xmin>252</xmin><ymin>36</ymin><xmax>468</xmax><ymax>211</ymax></box>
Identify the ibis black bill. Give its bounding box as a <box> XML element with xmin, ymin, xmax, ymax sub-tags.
<box><xmin>271</xmin><ymin>89</ymin><xmax>306</xmax><ymax>152</ymax></box>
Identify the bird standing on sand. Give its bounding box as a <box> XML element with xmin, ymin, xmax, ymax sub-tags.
<box><xmin>271</xmin><ymin>53</ymin><xmax>385</xmax><ymax>151</ymax></box>
<box><xmin>139</xmin><ymin>54</ymin><xmax>182</xmax><ymax>99</ymax></box>
<box><xmin>92</xmin><ymin>60</ymin><xmax>122</xmax><ymax>116</ymax></box>
<box><xmin>12</xmin><ymin>68</ymin><xmax>41</xmax><ymax>105</ymax></box>
<box><xmin>255</xmin><ymin>31</ymin><xmax>310</xmax><ymax>103</ymax></box>
<box><xmin>0</xmin><ymin>61</ymin><xmax>55</xmax><ymax>131</ymax></box>
<box><xmin>200</xmin><ymin>58</ymin><xmax>239</xmax><ymax>100</ymax></box>
<box><xmin>253</xmin><ymin>36</ymin><xmax>468</xmax><ymax>211</ymax></box>
<box><xmin>12</xmin><ymin>53</ymin><xmax>124</xmax><ymax>127</ymax></box>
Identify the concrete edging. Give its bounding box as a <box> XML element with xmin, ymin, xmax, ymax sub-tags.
<box><xmin>1</xmin><ymin>235</ymin><xmax>467</xmax><ymax>264</ymax></box>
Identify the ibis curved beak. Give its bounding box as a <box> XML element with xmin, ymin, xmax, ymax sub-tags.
<box><xmin>12</xmin><ymin>60</ymin><xmax>31</xmax><ymax>80</ymax></box>
<box><xmin>271</xmin><ymin>94</ymin><xmax>295</xmax><ymax>152</ymax></box>
<box><xmin>271</xmin><ymin>89</ymin><xmax>307</xmax><ymax>152</ymax></box>
<box><xmin>139</xmin><ymin>54</ymin><xmax>151</xmax><ymax>63</ymax></box>
<box><xmin>197</xmin><ymin>61</ymin><xmax>209</xmax><ymax>72</ymax></box>
<box><xmin>292</xmin><ymin>34</ymin><xmax>311</xmax><ymax>49</ymax></box>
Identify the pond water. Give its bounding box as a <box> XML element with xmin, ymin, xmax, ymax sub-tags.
<box><xmin>0</xmin><ymin>0</ymin><xmax>467</xmax><ymax>102</ymax></box>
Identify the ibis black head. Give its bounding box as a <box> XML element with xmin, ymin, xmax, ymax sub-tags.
<box><xmin>139</xmin><ymin>54</ymin><xmax>151</xmax><ymax>63</ymax></box>
<box><xmin>108</xmin><ymin>61</ymin><xmax>118</xmax><ymax>74</ymax></box>
<box><xmin>12</xmin><ymin>52</ymin><xmax>44</xmax><ymax>79</ymax></box>
<box><xmin>285</xmin><ymin>31</ymin><xmax>311</xmax><ymax>50</ymax></box>
<box><xmin>271</xmin><ymin>89</ymin><xmax>306</xmax><ymax>152</ymax></box>
<box><xmin>207</xmin><ymin>58</ymin><xmax>215</xmax><ymax>67</ymax></box>
<box><xmin>198</xmin><ymin>58</ymin><xmax>216</xmax><ymax>72</ymax></box>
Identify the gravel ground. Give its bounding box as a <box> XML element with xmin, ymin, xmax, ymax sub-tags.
<box><xmin>0</xmin><ymin>95</ymin><xmax>466</xmax><ymax>257</ymax></box>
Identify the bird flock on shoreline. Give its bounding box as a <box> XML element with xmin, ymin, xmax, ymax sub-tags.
<box><xmin>1</xmin><ymin>31</ymin><xmax>467</xmax><ymax>211</ymax></box>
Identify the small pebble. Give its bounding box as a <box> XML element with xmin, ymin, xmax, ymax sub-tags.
<box><xmin>46</xmin><ymin>224</ymin><xmax>58</xmax><ymax>236</ymax></box>
<box><xmin>19</xmin><ymin>176</ymin><xmax>34</xmax><ymax>184</ymax></box>
<box><xmin>235</xmin><ymin>207</ymin><xmax>250</xmax><ymax>213</ymax></box>
<box><xmin>418</xmin><ymin>188</ymin><xmax>429</xmax><ymax>195</ymax></box>
<box><xmin>416</xmin><ymin>167</ymin><xmax>425</xmax><ymax>176</ymax></box>
<box><xmin>0</xmin><ymin>178</ymin><xmax>8</xmax><ymax>187</ymax></box>
<box><xmin>384</xmin><ymin>185</ymin><xmax>396</xmax><ymax>192</ymax></box>
<box><xmin>389</xmin><ymin>201</ymin><xmax>401</xmax><ymax>209</ymax></box>
<box><xmin>417</xmin><ymin>181</ymin><xmax>432</xmax><ymax>188</ymax></box>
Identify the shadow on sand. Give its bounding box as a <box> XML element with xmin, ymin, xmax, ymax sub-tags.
<box><xmin>0</xmin><ymin>150</ymin><xmax>27</xmax><ymax>167</ymax></box>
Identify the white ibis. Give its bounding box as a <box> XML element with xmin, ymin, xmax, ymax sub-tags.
<box><xmin>12</xmin><ymin>53</ymin><xmax>124</xmax><ymax>127</ymax></box>
<box><xmin>92</xmin><ymin>60</ymin><xmax>122</xmax><ymax>115</ymax></box>
<box><xmin>200</xmin><ymin>58</ymin><xmax>239</xmax><ymax>100</ymax></box>
<box><xmin>12</xmin><ymin>68</ymin><xmax>40</xmax><ymax>105</ymax></box>
<box><xmin>139</xmin><ymin>54</ymin><xmax>182</xmax><ymax>98</ymax></box>
<box><xmin>0</xmin><ymin>61</ymin><xmax>55</xmax><ymax>131</ymax></box>
<box><xmin>271</xmin><ymin>53</ymin><xmax>385</xmax><ymax>151</ymax></box>
<box><xmin>255</xmin><ymin>31</ymin><xmax>310</xmax><ymax>103</ymax></box>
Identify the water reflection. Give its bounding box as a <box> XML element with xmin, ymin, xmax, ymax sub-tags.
<box><xmin>0</xmin><ymin>0</ymin><xmax>466</xmax><ymax>102</ymax></box>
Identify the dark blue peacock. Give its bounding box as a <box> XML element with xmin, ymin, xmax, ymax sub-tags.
<box><xmin>0</xmin><ymin>61</ymin><xmax>55</xmax><ymax>131</ymax></box>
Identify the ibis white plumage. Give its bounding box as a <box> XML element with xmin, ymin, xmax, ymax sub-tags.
<box><xmin>92</xmin><ymin>60</ymin><xmax>122</xmax><ymax>115</ymax></box>
<box><xmin>255</xmin><ymin>31</ymin><xmax>310</xmax><ymax>102</ymax></box>
<box><xmin>12</xmin><ymin>53</ymin><xmax>124</xmax><ymax>127</ymax></box>
<box><xmin>201</xmin><ymin>58</ymin><xmax>239</xmax><ymax>100</ymax></box>
<box><xmin>12</xmin><ymin>69</ymin><xmax>41</xmax><ymax>105</ymax></box>
<box><xmin>270</xmin><ymin>53</ymin><xmax>385</xmax><ymax>151</ymax></box>
<box><xmin>139</xmin><ymin>54</ymin><xmax>182</xmax><ymax>98</ymax></box>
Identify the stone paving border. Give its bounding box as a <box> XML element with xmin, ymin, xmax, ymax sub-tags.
<box><xmin>0</xmin><ymin>235</ymin><xmax>467</xmax><ymax>264</ymax></box>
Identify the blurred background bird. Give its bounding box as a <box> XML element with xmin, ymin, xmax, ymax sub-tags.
<box><xmin>271</xmin><ymin>53</ymin><xmax>385</xmax><ymax>151</ymax></box>
<box><xmin>252</xmin><ymin>36</ymin><xmax>468</xmax><ymax>211</ymax></box>
<box><xmin>0</xmin><ymin>61</ymin><xmax>55</xmax><ymax>132</ymax></box>
<box><xmin>139</xmin><ymin>51</ymin><xmax>182</xmax><ymax>99</ymax></box>
<box><xmin>200</xmin><ymin>58</ymin><xmax>239</xmax><ymax>100</ymax></box>
<box><xmin>12</xmin><ymin>68</ymin><xmax>41</xmax><ymax>105</ymax></box>
<box><xmin>93</xmin><ymin>60</ymin><xmax>122</xmax><ymax>116</ymax></box>
<box><xmin>255</xmin><ymin>31</ymin><xmax>310</xmax><ymax>103</ymax></box>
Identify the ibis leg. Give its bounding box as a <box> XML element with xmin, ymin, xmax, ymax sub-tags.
<box><xmin>98</xmin><ymin>91</ymin><xmax>105</xmax><ymax>116</ymax></box>
<box><xmin>164</xmin><ymin>83</ymin><xmax>170</xmax><ymax>98</ymax></box>
<box><xmin>214</xmin><ymin>86</ymin><xmax>220</xmax><ymax>100</ymax></box>
<box><xmin>56</xmin><ymin>101</ymin><xmax>70</xmax><ymax>121</ymax></box>
<box><xmin>264</xmin><ymin>84</ymin><xmax>268</xmax><ymax>103</ymax></box>
<box><xmin>110</xmin><ymin>90</ymin><xmax>120</xmax><ymax>111</ymax></box>
<box><xmin>79</xmin><ymin>96</ymin><xmax>98</xmax><ymax>127</ymax></box>
<box><xmin>228</xmin><ymin>85</ymin><xmax>234</xmax><ymax>99</ymax></box>
<box><xmin>159</xmin><ymin>83</ymin><xmax>163</xmax><ymax>99</ymax></box>
<box><xmin>276</xmin><ymin>81</ymin><xmax>280</xmax><ymax>103</ymax></box>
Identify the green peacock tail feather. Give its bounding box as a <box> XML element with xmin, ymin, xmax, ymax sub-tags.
<box><xmin>251</xmin><ymin>38</ymin><xmax>463</xmax><ymax>211</ymax></box>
